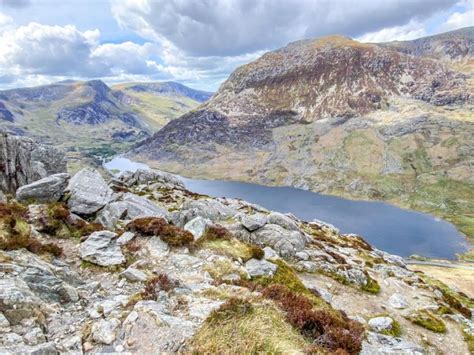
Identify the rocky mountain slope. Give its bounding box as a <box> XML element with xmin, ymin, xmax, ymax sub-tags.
<box><xmin>0</xmin><ymin>80</ymin><xmax>207</xmax><ymax>172</ymax></box>
<box><xmin>112</xmin><ymin>82</ymin><xmax>211</xmax><ymax>130</ymax></box>
<box><xmin>1</xmin><ymin>158</ymin><xmax>473</xmax><ymax>354</ymax></box>
<box><xmin>132</xmin><ymin>27</ymin><xmax>474</xmax><ymax>242</ymax></box>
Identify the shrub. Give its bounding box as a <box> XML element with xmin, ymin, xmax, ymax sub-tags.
<box><xmin>141</xmin><ymin>274</ymin><xmax>180</xmax><ymax>300</ymax></box>
<box><xmin>262</xmin><ymin>284</ymin><xmax>364</xmax><ymax>354</ymax></box>
<box><xmin>126</xmin><ymin>217</ymin><xmax>194</xmax><ymax>247</ymax></box>
<box><xmin>361</xmin><ymin>274</ymin><xmax>381</xmax><ymax>294</ymax></box>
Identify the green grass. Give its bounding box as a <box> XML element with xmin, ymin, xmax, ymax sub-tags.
<box><xmin>407</xmin><ymin>310</ymin><xmax>446</xmax><ymax>333</ymax></box>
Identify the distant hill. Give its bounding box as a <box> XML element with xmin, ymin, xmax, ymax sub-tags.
<box><xmin>112</xmin><ymin>81</ymin><xmax>211</xmax><ymax>130</ymax></box>
<box><xmin>0</xmin><ymin>80</ymin><xmax>210</xmax><ymax>171</ymax></box>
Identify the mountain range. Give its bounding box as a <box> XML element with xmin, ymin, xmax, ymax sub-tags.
<box><xmin>131</xmin><ymin>27</ymin><xmax>474</xmax><ymax>239</ymax></box>
<box><xmin>0</xmin><ymin>79</ymin><xmax>211</xmax><ymax>170</ymax></box>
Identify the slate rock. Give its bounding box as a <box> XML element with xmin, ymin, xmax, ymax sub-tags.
<box><xmin>16</xmin><ymin>173</ymin><xmax>70</xmax><ymax>203</ymax></box>
<box><xmin>79</xmin><ymin>231</ymin><xmax>125</xmax><ymax>266</ymax></box>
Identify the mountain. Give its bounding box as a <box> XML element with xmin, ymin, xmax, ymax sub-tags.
<box><xmin>132</xmin><ymin>28</ymin><xmax>474</xmax><ymax>239</ymax></box>
<box><xmin>112</xmin><ymin>81</ymin><xmax>211</xmax><ymax>130</ymax></box>
<box><xmin>0</xmin><ymin>80</ymin><xmax>208</xmax><ymax>171</ymax></box>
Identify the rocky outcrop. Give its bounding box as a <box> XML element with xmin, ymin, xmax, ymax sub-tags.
<box><xmin>66</xmin><ymin>168</ymin><xmax>115</xmax><ymax>215</ymax></box>
<box><xmin>16</xmin><ymin>173</ymin><xmax>70</xmax><ymax>203</ymax></box>
<box><xmin>79</xmin><ymin>231</ymin><xmax>125</xmax><ymax>266</ymax></box>
<box><xmin>0</xmin><ymin>132</ymin><xmax>66</xmax><ymax>194</ymax></box>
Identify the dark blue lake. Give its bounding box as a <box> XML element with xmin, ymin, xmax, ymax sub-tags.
<box><xmin>105</xmin><ymin>157</ymin><xmax>469</xmax><ymax>259</ymax></box>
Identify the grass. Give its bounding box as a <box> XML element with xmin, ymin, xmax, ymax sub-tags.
<box><xmin>361</xmin><ymin>273</ymin><xmax>381</xmax><ymax>294</ymax></box>
<box><xmin>187</xmin><ymin>298</ymin><xmax>308</xmax><ymax>354</ymax></box>
<box><xmin>203</xmin><ymin>258</ymin><xmax>248</xmax><ymax>281</ymax></box>
<box><xmin>407</xmin><ymin>310</ymin><xmax>446</xmax><ymax>333</ymax></box>
<box><xmin>192</xmin><ymin>224</ymin><xmax>264</xmax><ymax>261</ymax></box>
<box><xmin>370</xmin><ymin>314</ymin><xmax>402</xmax><ymax>337</ymax></box>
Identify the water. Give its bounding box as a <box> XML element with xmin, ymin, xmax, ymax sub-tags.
<box><xmin>105</xmin><ymin>157</ymin><xmax>469</xmax><ymax>259</ymax></box>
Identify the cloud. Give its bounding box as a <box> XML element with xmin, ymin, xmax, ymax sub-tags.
<box><xmin>440</xmin><ymin>0</ymin><xmax>474</xmax><ymax>31</ymax></box>
<box><xmin>111</xmin><ymin>0</ymin><xmax>456</xmax><ymax>57</ymax></box>
<box><xmin>357</xmin><ymin>19</ymin><xmax>428</xmax><ymax>43</ymax></box>
<box><xmin>0</xmin><ymin>11</ymin><xmax>12</xmax><ymax>30</ymax></box>
<box><xmin>0</xmin><ymin>0</ymin><xmax>31</xmax><ymax>8</ymax></box>
<box><xmin>0</xmin><ymin>22</ymin><xmax>174</xmax><ymax>86</ymax></box>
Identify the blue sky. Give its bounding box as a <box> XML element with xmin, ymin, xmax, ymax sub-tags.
<box><xmin>0</xmin><ymin>0</ymin><xmax>472</xmax><ymax>91</ymax></box>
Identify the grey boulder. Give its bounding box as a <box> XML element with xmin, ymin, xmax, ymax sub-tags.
<box><xmin>267</xmin><ymin>212</ymin><xmax>299</xmax><ymax>231</ymax></box>
<box><xmin>245</xmin><ymin>258</ymin><xmax>277</xmax><ymax>277</ymax></box>
<box><xmin>16</xmin><ymin>173</ymin><xmax>70</xmax><ymax>203</ymax></box>
<box><xmin>368</xmin><ymin>316</ymin><xmax>394</xmax><ymax>333</ymax></box>
<box><xmin>79</xmin><ymin>231</ymin><xmax>125</xmax><ymax>266</ymax></box>
<box><xmin>241</xmin><ymin>213</ymin><xmax>267</xmax><ymax>232</ymax></box>
<box><xmin>66</xmin><ymin>168</ymin><xmax>115</xmax><ymax>215</ymax></box>
<box><xmin>251</xmin><ymin>224</ymin><xmax>306</xmax><ymax>257</ymax></box>
<box><xmin>184</xmin><ymin>216</ymin><xmax>210</xmax><ymax>240</ymax></box>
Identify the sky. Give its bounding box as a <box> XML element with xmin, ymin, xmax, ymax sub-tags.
<box><xmin>0</xmin><ymin>0</ymin><xmax>472</xmax><ymax>91</ymax></box>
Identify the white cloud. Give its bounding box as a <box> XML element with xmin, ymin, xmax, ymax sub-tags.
<box><xmin>0</xmin><ymin>11</ymin><xmax>12</xmax><ymax>31</ymax></box>
<box><xmin>441</xmin><ymin>0</ymin><xmax>474</xmax><ymax>31</ymax></box>
<box><xmin>357</xmin><ymin>20</ymin><xmax>428</xmax><ymax>43</ymax></box>
<box><xmin>111</xmin><ymin>0</ymin><xmax>455</xmax><ymax>57</ymax></box>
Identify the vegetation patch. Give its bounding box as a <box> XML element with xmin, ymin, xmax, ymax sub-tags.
<box><xmin>262</xmin><ymin>284</ymin><xmax>365</xmax><ymax>354</ymax></box>
<box><xmin>126</xmin><ymin>217</ymin><xmax>193</xmax><ymax>247</ymax></box>
<box><xmin>128</xmin><ymin>273</ymin><xmax>180</xmax><ymax>307</ymax></box>
<box><xmin>204</xmin><ymin>258</ymin><xmax>248</xmax><ymax>281</ymax></box>
<box><xmin>187</xmin><ymin>298</ymin><xmax>308</xmax><ymax>354</ymax></box>
<box><xmin>192</xmin><ymin>224</ymin><xmax>264</xmax><ymax>261</ymax></box>
<box><xmin>361</xmin><ymin>273</ymin><xmax>381</xmax><ymax>294</ymax></box>
<box><xmin>0</xmin><ymin>202</ymin><xmax>62</xmax><ymax>257</ymax></box>
<box><xmin>407</xmin><ymin>310</ymin><xmax>446</xmax><ymax>333</ymax></box>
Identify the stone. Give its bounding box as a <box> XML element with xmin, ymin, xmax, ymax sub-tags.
<box><xmin>121</xmin><ymin>267</ymin><xmax>147</xmax><ymax>282</ymax></box>
<box><xmin>117</xmin><ymin>231</ymin><xmax>135</xmax><ymax>245</ymax></box>
<box><xmin>241</xmin><ymin>213</ymin><xmax>267</xmax><ymax>232</ymax></box>
<box><xmin>0</xmin><ymin>342</ymin><xmax>57</xmax><ymax>355</ymax></box>
<box><xmin>79</xmin><ymin>231</ymin><xmax>125</xmax><ymax>266</ymax></box>
<box><xmin>389</xmin><ymin>293</ymin><xmax>409</xmax><ymax>309</ymax></box>
<box><xmin>184</xmin><ymin>216</ymin><xmax>210</xmax><ymax>240</ymax></box>
<box><xmin>23</xmin><ymin>327</ymin><xmax>46</xmax><ymax>345</ymax></box>
<box><xmin>16</xmin><ymin>173</ymin><xmax>70</xmax><ymax>203</ymax></box>
<box><xmin>295</xmin><ymin>251</ymin><xmax>310</xmax><ymax>260</ymax></box>
<box><xmin>181</xmin><ymin>199</ymin><xmax>237</xmax><ymax>222</ymax></box>
<box><xmin>66</xmin><ymin>168</ymin><xmax>115</xmax><ymax>215</ymax></box>
<box><xmin>115</xmin><ymin>168</ymin><xmax>184</xmax><ymax>189</ymax></box>
<box><xmin>0</xmin><ymin>190</ymin><xmax>6</xmax><ymax>202</ymax></box>
<box><xmin>251</xmin><ymin>224</ymin><xmax>306</xmax><ymax>257</ymax></box>
<box><xmin>91</xmin><ymin>318</ymin><xmax>120</xmax><ymax>345</ymax></box>
<box><xmin>263</xmin><ymin>246</ymin><xmax>279</xmax><ymax>260</ymax></box>
<box><xmin>368</xmin><ymin>316</ymin><xmax>394</xmax><ymax>333</ymax></box>
<box><xmin>0</xmin><ymin>131</ymin><xmax>66</xmax><ymax>194</ymax></box>
<box><xmin>244</xmin><ymin>258</ymin><xmax>277</xmax><ymax>277</ymax></box>
<box><xmin>0</xmin><ymin>278</ymin><xmax>43</xmax><ymax>325</ymax></box>
<box><xmin>0</xmin><ymin>313</ymin><xmax>10</xmax><ymax>328</ymax></box>
<box><xmin>361</xmin><ymin>332</ymin><xmax>425</xmax><ymax>354</ymax></box>
<box><xmin>96</xmin><ymin>193</ymin><xmax>168</xmax><ymax>229</ymax></box>
<box><xmin>267</xmin><ymin>212</ymin><xmax>299</xmax><ymax>231</ymax></box>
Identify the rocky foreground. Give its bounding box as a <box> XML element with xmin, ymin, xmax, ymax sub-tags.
<box><xmin>1</xmin><ymin>164</ymin><xmax>474</xmax><ymax>354</ymax></box>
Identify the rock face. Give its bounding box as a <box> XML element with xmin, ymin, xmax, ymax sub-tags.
<box><xmin>16</xmin><ymin>173</ymin><xmax>70</xmax><ymax>203</ymax></box>
<box><xmin>0</xmin><ymin>167</ymin><xmax>472</xmax><ymax>354</ymax></box>
<box><xmin>66</xmin><ymin>168</ymin><xmax>115</xmax><ymax>215</ymax></box>
<box><xmin>79</xmin><ymin>231</ymin><xmax>125</xmax><ymax>266</ymax></box>
<box><xmin>0</xmin><ymin>132</ymin><xmax>66</xmax><ymax>194</ymax></box>
<box><xmin>131</xmin><ymin>28</ymin><xmax>474</xmax><ymax>236</ymax></box>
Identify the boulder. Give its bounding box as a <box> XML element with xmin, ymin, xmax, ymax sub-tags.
<box><xmin>0</xmin><ymin>131</ymin><xmax>66</xmax><ymax>194</ymax></box>
<box><xmin>361</xmin><ymin>332</ymin><xmax>425</xmax><ymax>354</ymax></box>
<box><xmin>0</xmin><ymin>278</ymin><xmax>43</xmax><ymax>325</ymax></box>
<box><xmin>115</xmin><ymin>168</ymin><xmax>184</xmax><ymax>189</ymax></box>
<box><xmin>16</xmin><ymin>173</ymin><xmax>70</xmax><ymax>203</ymax></box>
<box><xmin>95</xmin><ymin>193</ymin><xmax>168</xmax><ymax>229</ymax></box>
<box><xmin>251</xmin><ymin>224</ymin><xmax>306</xmax><ymax>257</ymax></box>
<box><xmin>66</xmin><ymin>168</ymin><xmax>115</xmax><ymax>215</ymax></box>
<box><xmin>79</xmin><ymin>231</ymin><xmax>125</xmax><ymax>266</ymax></box>
<box><xmin>180</xmin><ymin>199</ymin><xmax>237</xmax><ymax>222</ymax></box>
<box><xmin>389</xmin><ymin>293</ymin><xmax>409</xmax><ymax>309</ymax></box>
<box><xmin>121</xmin><ymin>267</ymin><xmax>147</xmax><ymax>282</ymax></box>
<box><xmin>244</xmin><ymin>258</ymin><xmax>277</xmax><ymax>277</ymax></box>
<box><xmin>0</xmin><ymin>342</ymin><xmax>58</xmax><ymax>355</ymax></box>
<box><xmin>263</xmin><ymin>246</ymin><xmax>279</xmax><ymax>260</ymax></box>
<box><xmin>241</xmin><ymin>213</ymin><xmax>267</xmax><ymax>232</ymax></box>
<box><xmin>91</xmin><ymin>318</ymin><xmax>120</xmax><ymax>345</ymax></box>
<box><xmin>368</xmin><ymin>316</ymin><xmax>394</xmax><ymax>333</ymax></box>
<box><xmin>267</xmin><ymin>212</ymin><xmax>299</xmax><ymax>231</ymax></box>
<box><xmin>184</xmin><ymin>216</ymin><xmax>210</xmax><ymax>240</ymax></box>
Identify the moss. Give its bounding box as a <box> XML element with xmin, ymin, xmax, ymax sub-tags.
<box><xmin>407</xmin><ymin>310</ymin><xmax>446</xmax><ymax>333</ymax></box>
<box><xmin>187</xmin><ymin>298</ymin><xmax>308</xmax><ymax>354</ymax></box>
<box><xmin>80</xmin><ymin>260</ymin><xmax>122</xmax><ymax>273</ymax></box>
<box><xmin>382</xmin><ymin>318</ymin><xmax>402</xmax><ymax>337</ymax></box>
<box><xmin>361</xmin><ymin>274</ymin><xmax>381</xmax><ymax>294</ymax></box>
<box><xmin>464</xmin><ymin>330</ymin><xmax>474</xmax><ymax>353</ymax></box>
<box><xmin>253</xmin><ymin>259</ymin><xmax>328</xmax><ymax>309</ymax></box>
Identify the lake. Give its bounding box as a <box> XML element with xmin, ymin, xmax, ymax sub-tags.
<box><xmin>105</xmin><ymin>157</ymin><xmax>469</xmax><ymax>259</ymax></box>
